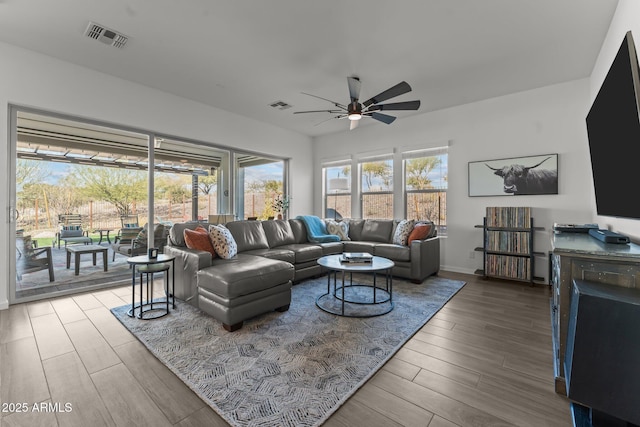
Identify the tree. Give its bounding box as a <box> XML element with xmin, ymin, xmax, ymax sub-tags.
<box><xmin>155</xmin><ymin>174</ymin><xmax>191</xmax><ymax>203</ymax></box>
<box><xmin>198</xmin><ymin>170</ymin><xmax>217</xmax><ymax>195</ymax></box>
<box><xmin>406</xmin><ymin>157</ymin><xmax>442</xmax><ymax>190</ymax></box>
<box><xmin>16</xmin><ymin>159</ymin><xmax>47</xmax><ymax>190</ymax></box>
<box><xmin>70</xmin><ymin>165</ymin><xmax>147</xmax><ymax>216</ymax></box>
<box><xmin>362</xmin><ymin>161</ymin><xmax>391</xmax><ymax>190</ymax></box>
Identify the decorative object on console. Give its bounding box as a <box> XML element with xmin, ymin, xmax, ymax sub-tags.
<box><xmin>468</xmin><ymin>153</ymin><xmax>558</xmax><ymax>197</ymax></box>
<box><xmin>553</xmin><ymin>223</ymin><xmax>599</xmax><ymax>233</ymax></box>
<box><xmin>588</xmin><ymin>228</ymin><xmax>630</xmax><ymax>244</ymax></box>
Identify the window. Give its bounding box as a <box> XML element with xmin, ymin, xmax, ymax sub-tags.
<box><xmin>323</xmin><ymin>162</ymin><xmax>351</xmax><ymax>219</ymax></box>
<box><xmin>404</xmin><ymin>147</ymin><xmax>448</xmax><ymax>235</ymax></box>
<box><xmin>236</xmin><ymin>157</ymin><xmax>286</xmax><ymax>220</ymax></box>
<box><xmin>360</xmin><ymin>156</ymin><xmax>393</xmax><ymax>219</ymax></box>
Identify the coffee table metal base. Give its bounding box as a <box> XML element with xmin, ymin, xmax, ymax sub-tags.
<box><xmin>316</xmin><ymin>270</ymin><xmax>394</xmax><ymax>318</ymax></box>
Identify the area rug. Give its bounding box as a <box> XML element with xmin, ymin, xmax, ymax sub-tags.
<box><xmin>111</xmin><ymin>275</ymin><xmax>465</xmax><ymax>427</ymax></box>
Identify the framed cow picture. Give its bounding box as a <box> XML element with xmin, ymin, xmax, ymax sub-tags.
<box><xmin>468</xmin><ymin>153</ymin><xmax>558</xmax><ymax>197</ymax></box>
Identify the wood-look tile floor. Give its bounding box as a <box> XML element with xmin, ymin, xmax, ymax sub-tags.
<box><xmin>0</xmin><ymin>272</ymin><xmax>571</xmax><ymax>426</ymax></box>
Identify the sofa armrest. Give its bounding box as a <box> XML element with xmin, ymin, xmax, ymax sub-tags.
<box><xmin>164</xmin><ymin>245</ymin><xmax>213</xmax><ymax>306</ymax></box>
<box><xmin>410</xmin><ymin>236</ymin><xmax>440</xmax><ymax>282</ymax></box>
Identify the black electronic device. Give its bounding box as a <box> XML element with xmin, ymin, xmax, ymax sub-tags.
<box><xmin>586</xmin><ymin>31</ymin><xmax>640</xmax><ymax>220</ymax></box>
<box><xmin>565</xmin><ymin>280</ymin><xmax>640</xmax><ymax>425</ymax></box>
<box><xmin>588</xmin><ymin>228</ymin><xmax>630</xmax><ymax>244</ymax></box>
<box><xmin>553</xmin><ymin>223</ymin><xmax>599</xmax><ymax>233</ymax></box>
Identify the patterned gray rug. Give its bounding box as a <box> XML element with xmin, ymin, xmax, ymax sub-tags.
<box><xmin>111</xmin><ymin>274</ymin><xmax>465</xmax><ymax>427</ymax></box>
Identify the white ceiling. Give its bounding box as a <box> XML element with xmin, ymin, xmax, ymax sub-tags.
<box><xmin>0</xmin><ymin>0</ymin><xmax>619</xmax><ymax>137</ymax></box>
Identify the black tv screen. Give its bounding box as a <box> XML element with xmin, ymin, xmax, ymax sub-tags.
<box><xmin>586</xmin><ymin>31</ymin><xmax>640</xmax><ymax>219</ymax></box>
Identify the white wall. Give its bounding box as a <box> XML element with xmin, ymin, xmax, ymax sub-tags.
<box><xmin>0</xmin><ymin>41</ymin><xmax>314</xmax><ymax>309</ymax></box>
<box><xmin>588</xmin><ymin>0</ymin><xmax>640</xmax><ymax>240</ymax></box>
<box><xmin>314</xmin><ymin>79</ymin><xmax>594</xmax><ymax>278</ymax></box>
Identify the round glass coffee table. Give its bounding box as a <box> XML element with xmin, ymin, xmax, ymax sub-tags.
<box><xmin>316</xmin><ymin>254</ymin><xmax>394</xmax><ymax>317</ymax></box>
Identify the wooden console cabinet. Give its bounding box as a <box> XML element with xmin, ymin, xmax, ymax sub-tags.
<box><xmin>550</xmin><ymin>233</ymin><xmax>640</xmax><ymax>394</ymax></box>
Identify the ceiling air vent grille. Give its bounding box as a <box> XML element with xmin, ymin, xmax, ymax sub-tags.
<box><xmin>269</xmin><ymin>101</ymin><xmax>292</xmax><ymax>110</ymax></box>
<box><xmin>84</xmin><ymin>21</ymin><xmax>129</xmax><ymax>49</ymax></box>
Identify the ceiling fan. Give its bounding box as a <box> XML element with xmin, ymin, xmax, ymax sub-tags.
<box><xmin>294</xmin><ymin>77</ymin><xmax>421</xmax><ymax>130</ymax></box>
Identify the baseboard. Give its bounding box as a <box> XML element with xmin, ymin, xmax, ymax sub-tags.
<box><xmin>0</xmin><ymin>299</ymin><xmax>9</xmax><ymax>310</ymax></box>
<box><xmin>441</xmin><ymin>265</ymin><xmax>476</xmax><ymax>275</ymax></box>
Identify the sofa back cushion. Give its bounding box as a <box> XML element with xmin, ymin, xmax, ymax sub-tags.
<box><xmin>262</xmin><ymin>220</ymin><xmax>296</xmax><ymax>248</ymax></box>
<box><xmin>289</xmin><ymin>219</ymin><xmax>309</xmax><ymax>243</ymax></box>
<box><xmin>347</xmin><ymin>219</ymin><xmax>365</xmax><ymax>241</ymax></box>
<box><xmin>169</xmin><ymin>222</ymin><xmax>210</xmax><ymax>247</ymax></box>
<box><xmin>225</xmin><ymin>220</ymin><xmax>269</xmax><ymax>252</ymax></box>
<box><xmin>361</xmin><ymin>220</ymin><xmax>394</xmax><ymax>243</ymax></box>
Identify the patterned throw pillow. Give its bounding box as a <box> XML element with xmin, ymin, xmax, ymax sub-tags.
<box><xmin>184</xmin><ymin>226</ymin><xmax>217</xmax><ymax>258</ymax></box>
<box><xmin>407</xmin><ymin>223</ymin><xmax>434</xmax><ymax>244</ymax></box>
<box><xmin>392</xmin><ymin>219</ymin><xmax>415</xmax><ymax>246</ymax></box>
<box><xmin>208</xmin><ymin>224</ymin><xmax>238</xmax><ymax>259</ymax></box>
<box><xmin>325</xmin><ymin>219</ymin><xmax>350</xmax><ymax>241</ymax></box>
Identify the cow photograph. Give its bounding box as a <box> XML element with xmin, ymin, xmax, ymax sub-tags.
<box><xmin>468</xmin><ymin>154</ymin><xmax>558</xmax><ymax>196</ymax></box>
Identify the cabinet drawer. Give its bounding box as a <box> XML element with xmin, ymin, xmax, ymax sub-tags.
<box><xmin>571</xmin><ymin>259</ymin><xmax>640</xmax><ymax>288</ymax></box>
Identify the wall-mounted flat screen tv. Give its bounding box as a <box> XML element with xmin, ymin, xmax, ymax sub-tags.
<box><xmin>586</xmin><ymin>31</ymin><xmax>640</xmax><ymax>219</ymax></box>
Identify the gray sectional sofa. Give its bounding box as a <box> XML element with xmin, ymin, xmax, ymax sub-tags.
<box><xmin>164</xmin><ymin>218</ymin><xmax>440</xmax><ymax>331</ymax></box>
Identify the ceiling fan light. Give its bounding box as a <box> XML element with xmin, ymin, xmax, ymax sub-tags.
<box><xmin>348</xmin><ymin>113</ymin><xmax>362</xmax><ymax>121</ymax></box>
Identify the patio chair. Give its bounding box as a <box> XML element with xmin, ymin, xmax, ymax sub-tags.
<box><xmin>112</xmin><ymin>222</ymin><xmax>169</xmax><ymax>262</ymax></box>
<box><xmin>56</xmin><ymin>214</ymin><xmax>91</xmax><ymax>248</ymax></box>
<box><xmin>114</xmin><ymin>214</ymin><xmax>142</xmax><ymax>244</ymax></box>
<box><xmin>17</xmin><ymin>235</ymin><xmax>54</xmax><ymax>282</ymax></box>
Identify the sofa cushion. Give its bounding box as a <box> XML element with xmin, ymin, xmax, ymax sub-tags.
<box><xmin>361</xmin><ymin>220</ymin><xmax>394</xmax><ymax>243</ymax></box>
<box><xmin>408</xmin><ymin>222</ymin><xmax>434</xmax><ymax>244</ymax></box>
<box><xmin>392</xmin><ymin>219</ymin><xmax>415</xmax><ymax>246</ymax></box>
<box><xmin>199</xmin><ymin>254</ymin><xmax>293</xmax><ymax>299</ymax></box>
<box><xmin>243</xmin><ymin>248</ymin><xmax>295</xmax><ymax>264</ymax></box>
<box><xmin>288</xmin><ymin>219</ymin><xmax>308</xmax><ymax>244</ymax></box>
<box><xmin>343</xmin><ymin>241</ymin><xmax>376</xmax><ymax>253</ymax></box>
<box><xmin>184</xmin><ymin>226</ymin><xmax>217</xmax><ymax>258</ymax></box>
<box><xmin>277</xmin><ymin>244</ymin><xmax>323</xmax><ymax>263</ymax></box>
<box><xmin>208</xmin><ymin>225</ymin><xmax>238</xmax><ymax>259</ymax></box>
<box><xmin>325</xmin><ymin>219</ymin><xmax>350</xmax><ymax>240</ymax></box>
<box><xmin>318</xmin><ymin>241</ymin><xmax>344</xmax><ymax>255</ymax></box>
<box><xmin>375</xmin><ymin>243</ymin><xmax>411</xmax><ymax>262</ymax></box>
<box><xmin>347</xmin><ymin>219</ymin><xmax>365</xmax><ymax>241</ymax></box>
<box><xmin>225</xmin><ymin>220</ymin><xmax>269</xmax><ymax>252</ymax></box>
<box><xmin>262</xmin><ymin>220</ymin><xmax>296</xmax><ymax>248</ymax></box>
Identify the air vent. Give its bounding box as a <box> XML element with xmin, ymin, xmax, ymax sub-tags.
<box><xmin>84</xmin><ymin>21</ymin><xmax>129</xmax><ymax>49</ymax></box>
<box><xmin>269</xmin><ymin>101</ymin><xmax>292</xmax><ymax>110</ymax></box>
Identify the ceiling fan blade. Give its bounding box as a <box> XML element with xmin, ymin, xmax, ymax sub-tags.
<box><xmin>314</xmin><ymin>115</ymin><xmax>344</xmax><ymax>126</ymax></box>
<box><xmin>294</xmin><ymin>110</ymin><xmax>344</xmax><ymax>114</ymax></box>
<box><xmin>350</xmin><ymin>119</ymin><xmax>360</xmax><ymax>130</ymax></box>
<box><xmin>362</xmin><ymin>81</ymin><xmax>412</xmax><ymax>107</ymax></box>
<box><xmin>367</xmin><ymin>100</ymin><xmax>420</xmax><ymax>111</ymax></box>
<box><xmin>301</xmin><ymin>92</ymin><xmax>347</xmax><ymax>109</ymax></box>
<box><xmin>367</xmin><ymin>112</ymin><xmax>397</xmax><ymax>124</ymax></box>
<box><xmin>347</xmin><ymin>76</ymin><xmax>361</xmax><ymax>102</ymax></box>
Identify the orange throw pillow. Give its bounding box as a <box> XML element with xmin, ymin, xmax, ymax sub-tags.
<box><xmin>407</xmin><ymin>223</ymin><xmax>432</xmax><ymax>244</ymax></box>
<box><xmin>184</xmin><ymin>226</ymin><xmax>217</xmax><ymax>258</ymax></box>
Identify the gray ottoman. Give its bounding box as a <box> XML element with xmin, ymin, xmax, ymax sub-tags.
<box><xmin>197</xmin><ymin>254</ymin><xmax>294</xmax><ymax>331</ymax></box>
